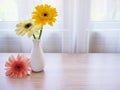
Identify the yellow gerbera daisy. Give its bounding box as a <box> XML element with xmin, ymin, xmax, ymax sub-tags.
<box><xmin>15</xmin><ymin>19</ymin><xmax>41</xmax><ymax>38</ymax></box>
<box><xmin>32</xmin><ymin>4</ymin><xmax>58</xmax><ymax>27</ymax></box>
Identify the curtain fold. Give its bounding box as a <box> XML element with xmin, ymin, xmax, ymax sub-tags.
<box><xmin>63</xmin><ymin>0</ymin><xmax>90</xmax><ymax>53</ymax></box>
<box><xmin>74</xmin><ymin>0</ymin><xmax>90</xmax><ymax>53</ymax></box>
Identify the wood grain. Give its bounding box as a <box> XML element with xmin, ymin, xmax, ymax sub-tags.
<box><xmin>0</xmin><ymin>53</ymin><xmax>120</xmax><ymax>90</ymax></box>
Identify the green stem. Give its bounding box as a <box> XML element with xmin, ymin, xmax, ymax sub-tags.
<box><xmin>33</xmin><ymin>34</ymin><xmax>36</xmax><ymax>39</ymax></box>
<box><xmin>38</xmin><ymin>27</ymin><xmax>43</xmax><ymax>40</ymax></box>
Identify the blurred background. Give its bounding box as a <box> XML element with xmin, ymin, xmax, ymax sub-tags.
<box><xmin>0</xmin><ymin>0</ymin><xmax>120</xmax><ymax>53</ymax></box>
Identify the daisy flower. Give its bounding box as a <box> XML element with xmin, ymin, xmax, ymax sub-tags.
<box><xmin>32</xmin><ymin>4</ymin><xmax>58</xmax><ymax>27</ymax></box>
<box><xmin>5</xmin><ymin>54</ymin><xmax>31</xmax><ymax>78</ymax></box>
<box><xmin>15</xmin><ymin>19</ymin><xmax>41</xmax><ymax>38</ymax></box>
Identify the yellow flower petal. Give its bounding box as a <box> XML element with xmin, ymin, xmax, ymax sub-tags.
<box><xmin>20</xmin><ymin>30</ymin><xmax>26</xmax><ymax>36</ymax></box>
<box><xmin>27</xmin><ymin>31</ymin><xmax>33</xmax><ymax>38</ymax></box>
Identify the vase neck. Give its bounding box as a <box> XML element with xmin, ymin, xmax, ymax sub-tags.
<box><xmin>32</xmin><ymin>39</ymin><xmax>40</xmax><ymax>46</ymax></box>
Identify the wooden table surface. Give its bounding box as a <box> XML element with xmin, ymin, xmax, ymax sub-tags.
<box><xmin>0</xmin><ymin>53</ymin><xmax>120</xmax><ymax>90</ymax></box>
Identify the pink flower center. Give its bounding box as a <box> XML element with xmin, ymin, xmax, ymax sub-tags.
<box><xmin>16</xmin><ymin>65</ymin><xmax>21</xmax><ymax>69</ymax></box>
<box><xmin>15</xmin><ymin>64</ymin><xmax>23</xmax><ymax>71</ymax></box>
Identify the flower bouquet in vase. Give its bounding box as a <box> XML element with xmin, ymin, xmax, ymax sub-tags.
<box><xmin>15</xmin><ymin>4</ymin><xmax>58</xmax><ymax>72</ymax></box>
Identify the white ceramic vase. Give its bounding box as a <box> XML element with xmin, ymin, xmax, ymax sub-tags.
<box><xmin>31</xmin><ymin>39</ymin><xmax>44</xmax><ymax>72</ymax></box>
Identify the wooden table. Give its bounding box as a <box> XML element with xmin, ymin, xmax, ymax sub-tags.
<box><xmin>0</xmin><ymin>53</ymin><xmax>120</xmax><ymax>90</ymax></box>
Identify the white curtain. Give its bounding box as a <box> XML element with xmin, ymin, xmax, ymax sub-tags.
<box><xmin>89</xmin><ymin>0</ymin><xmax>120</xmax><ymax>53</ymax></box>
<box><xmin>0</xmin><ymin>0</ymin><xmax>90</xmax><ymax>53</ymax></box>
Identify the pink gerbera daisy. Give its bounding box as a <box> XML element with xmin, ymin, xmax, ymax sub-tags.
<box><xmin>5</xmin><ymin>54</ymin><xmax>31</xmax><ymax>78</ymax></box>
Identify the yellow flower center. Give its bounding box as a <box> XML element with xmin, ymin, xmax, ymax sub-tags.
<box><xmin>43</xmin><ymin>13</ymin><xmax>48</xmax><ymax>17</ymax></box>
<box><xmin>24</xmin><ymin>23</ymin><xmax>32</xmax><ymax>29</ymax></box>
